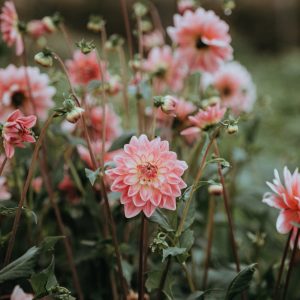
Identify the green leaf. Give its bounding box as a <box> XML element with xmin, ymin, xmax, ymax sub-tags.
<box><xmin>225</xmin><ymin>263</ymin><xmax>257</xmax><ymax>300</ymax></box>
<box><xmin>108</xmin><ymin>132</ymin><xmax>135</xmax><ymax>152</ymax></box>
<box><xmin>85</xmin><ymin>168</ymin><xmax>100</xmax><ymax>186</ymax></box>
<box><xmin>149</xmin><ymin>209</ymin><xmax>175</xmax><ymax>232</ymax></box>
<box><xmin>180</xmin><ymin>229</ymin><xmax>194</xmax><ymax>251</ymax></box>
<box><xmin>208</xmin><ymin>157</ymin><xmax>231</xmax><ymax>169</ymax></box>
<box><xmin>39</xmin><ymin>236</ymin><xmax>64</xmax><ymax>253</ymax></box>
<box><xmin>0</xmin><ymin>205</ymin><xmax>38</xmax><ymax>223</ymax></box>
<box><xmin>0</xmin><ymin>246</ymin><xmax>39</xmax><ymax>283</ymax></box>
<box><xmin>187</xmin><ymin>291</ymin><xmax>205</xmax><ymax>300</ymax></box>
<box><xmin>162</xmin><ymin>247</ymin><xmax>186</xmax><ymax>262</ymax></box>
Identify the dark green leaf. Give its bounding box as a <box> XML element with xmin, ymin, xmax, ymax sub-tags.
<box><xmin>108</xmin><ymin>132</ymin><xmax>135</xmax><ymax>152</ymax></box>
<box><xmin>85</xmin><ymin>168</ymin><xmax>100</xmax><ymax>186</ymax></box>
<box><xmin>162</xmin><ymin>247</ymin><xmax>186</xmax><ymax>262</ymax></box>
<box><xmin>39</xmin><ymin>236</ymin><xmax>64</xmax><ymax>253</ymax></box>
<box><xmin>149</xmin><ymin>209</ymin><xmax>175</xmax><ymax>232</ymax></box>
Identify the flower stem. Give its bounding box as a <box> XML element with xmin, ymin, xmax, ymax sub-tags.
<box><xmin>157</xmin><ymin>256</ymin><xmax>172</xmax><ymax>300</ymax></box>
<box><xmin>273</xmin><ymin>230</ymin><xmax>292</xmax><ymax>299</ymax></box>
<box><xmin>182</xmin><ymin>262</ymin><xmax>196</xmax><ymax>292</ymax></box>
<box><xmin>0</xmin><ymin>157</ymin><xmax>8</xmax><ymax>177</ymax></box>
<box><xmin>282</xmin><ymin>229</ymin><xmax>300</xmax><ymax>300</ymax></box>
<box><xmin>119</xmin><ymin>0</ymin><xmax>133</xmax><ymax>59</ymax></box>
<box><xmin>59</xmin><ymin>23</ymin><xmax>74</xmax><ymax>56</ymax></box>
<box><xmin>3</xmin><ymin>113</ymin><xmax>55</xmax><ymax>266</ymax></box>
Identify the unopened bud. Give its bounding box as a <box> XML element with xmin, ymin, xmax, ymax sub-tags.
<box><xmin>66</xmin><ymin>106</ymin><xmax>85</xmax><ymax>124</ymax></box>
<box><xmin>154</xmin><ymin>95</ymin><xmax>178</xmax><ymax>116</ymax></box>
<box><xmin>208</xmin><ymin>184</ymin><xmax>223</xmax><ymax>196</ymax></box>
<box><xmin>76</xmin><ymin>39</ymin><xmax>96</xmax><ymax>54</ymax></box>
<box><xmin>133</xmin><ymin>2</ymin><xmax>148</xmax><ymax>17</ymax></box>
<box><xmin>34</xmin><ymin>49</ymin><xmax>53</xmax><ymax>67</ymax></box>
<box><xmin>42</xmin><ymin>16</ymin><xmax>56</xmax><ymax>33</ymax></box>
<box><xmin>227</xmin><ymin>124</ymin><xmax>238</xmax><ymax>135</ymax></box>
<box><xmin>87</xmin><ymin>15</ymin><xmax>105</xmax><ymax>33</ymax></box>
<box><xmin>105</xmin><ymin>34</ymin><xmax>124</xmax><ymax>50</ymax></box>
<box><xmin>140</xmin><ymin>20</ymin><xmax>153</xmax><ymax>32</ymax></box>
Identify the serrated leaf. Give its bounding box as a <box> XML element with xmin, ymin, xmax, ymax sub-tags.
<box><xmin>225</xmin><ymin>263</ymin><xmax>257</xmax><ymax>300</ymax></box>
<box><xmin>162</xmin><ymin>247</ymin><xmax>186</xmax><ymax>262</ymax></box>
<box><xmin>0</xmin><ymin>205</ymin><xmax>38</xmax><ymax>224</ymax></box>
<box><xmin>149</xmin><ymin>209</ymin><xmax>174</xmax><ymax>232</ymax></box>
<box><xmin>85</xmin><ymin>168</ymin><xmax>100</xmax><ymax>186</ymax></box>
<box><xmin>108</xmin><ymin>132</ymin><xmax>135</xmax><ymax>152</ymax></box>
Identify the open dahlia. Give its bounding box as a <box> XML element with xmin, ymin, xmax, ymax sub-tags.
<box><xmin>0</xmin><ymin>1</ymin><xmax>24</xmax><ymax>56</ymax></box>
<box><xmin>106</xmin><ymin>134</ymin><xmax>188</xmax><ymax>218</ymax></box>
<box><xmin>263</xmin><ymin>167</ymin><xmax>300</xmax><ymax>249</ymax></box>
<box><xmin>167</xmin><ymin>8</ymin><xmax>232</xmax><ymax>73</ymax></box>
<box><xmin>0</xmin><ymin>65</ymin><xmax>55</xmax><ymax>121</ymax></box>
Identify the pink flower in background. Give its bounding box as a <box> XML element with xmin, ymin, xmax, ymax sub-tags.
<box><xmin>181</xmin><ymin>104</ymin><xmax>226</xmax><ymax>136</ymax></box>
<box><xmin>0</xmin><ymin>177</ymin><xmax>11</xmax><ymax>200</ymax></box>
<box><xmin>143</xmin><ymin>46</ymin><xmax>188</xmax><ymax>93</ymax></box>
<box><xmin>263</xmin><ymin>167</ymin><xmax>300</xmax><ymax>248</ymax></box>
<box><xmin>66</xmin><ymin>50</ymin><xmax>107</xmax><ymax>86</ymax></box>
<box><xmin>178</xmin><ymin>0</ymin><xmax>197</xmax><ymax>14</ymax></box>
<box><xmin>107</xmin><ymin>135</ymin><xmax>188</xmax><ymax>218</ymax></box>
<box><xmin>175</xmin><ymin>98</ymin><xmax>196</xmax><ymax>121</ymax></box>
<box><xmin>59</xmin><ymin>173</ymin><xmax>81</xmax><ymax>205</ymax></box>
<box><xmin>0</xmin><ymin>65</ymin><xmax>55</xmax><ymax>121</ymax></box>
<box><xmin>31</xmin><ymin>176</ymin><xmax>43</xmax><ymax>193</ymax></box>
<box><xmin>0</xmin><ymin>1</ymin><xmax>24</xmax><ymax>56</ymax></box>
<box><xmin>10</xmin><ymin>285</ymin><xmax>33</xmax><ymax>300</ymax></box>
<box><xmin>167</xmin><ymin>8</ymin><xmax>232</xmax><ymax>73</ymax></box>
<box><xmin>142</xmin><ymin>29</ymin><xmax>164</xmax><ymax>51</ymax></box>
<box><xmin>202</xmin><ymin>61</ymin><xmax>256</xmax><ymax>114</ymax></box>
<box><xmin>106</xmin><ymin>74</ymin><xmax>122</xmax><ymax>96</ymax></box>
<box><xmin>2</xmin><ymin>110</ymin><xmax>37</xmax><ymax>158</ymax></box>
<box><xmin>27</xmin><ymin>19</ymin><xmax>48</xmax><ymax>39</ymax></box>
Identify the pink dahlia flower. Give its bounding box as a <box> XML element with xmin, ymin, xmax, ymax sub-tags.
<box><xmin>142</xmin><ymin>29</ymin><xmax>164</xmax><ymax>51</ymax></box>
<box><xmin>2</xmin><ymin>109</ymin><xmax>37</xmax><ymax>158</ymax></box>
<box><xmin>27</xmin><ymin>19</ymin><xmax>48</xmax><ymax>39</ymax></box>
<box><xmin>181</xmin><ymin>104</ymin><xmax>226</xmax><ymax>136</ymax></box>
<box><xmin>202</xmin><ymin>61</ymin><xmax>256</xmax><ymax>114</ymax></box>
<box><xmin>263</xmin><ymin>167</ymin><xmax>300</xmax><ymax>248</ymax></box>
<box><xmin>175</xmin><ymin>98</ymin><xmax>196</xmax><ymax>122</ymax></box>
<box><xmin>178</xmin><ymin>0</ymin><xmax>197</xmax><ymax>14</ymax></box>
<box><xmin>167</xmin><ymin>8</ymin><xmax>233</xmax><ymax>73</ymax></box>
<box><xmin>0</xmin><ymin>1</ymin><xmax>24</xmax><ymax>56</ymax></box>
<box><xmin>0</xmin><ymin>176</ymin><xmax>11</xmax><ymax>200</ymax></box>
<box><xmin>10</xmin><ymin>285</ymin><xmax>33</xmax><ymax>300</ymax></box>
<box><xmin>66</xmin><ymin>50</ymin><xmax>107</xmax><ymax>86</ymax></box>
<box><xmin>107</xmin><ymin>134</ymin><xmax>188</xmax><ymax>218</ymax></box>
<box><xmin>0</xmin><ymin>65</ymin><xmax>55</xmax><ymax>121</ymax></box>
<box><xmin>143</xmin><ymin>46</ymin><xmax>188</xmax><ymax>93</ymax></box>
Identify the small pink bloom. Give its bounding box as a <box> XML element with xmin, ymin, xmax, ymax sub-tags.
<box><xmin>106</xmin><ymin>74</ymin><xmax>122</xmax><ymax>96</ymax></box>
<box><xmin>107</xmin><ymin>134</ymin><xmax>188</xmax><ymax>218</ymax></box>
<box><xmin>143</xmin><ymin>46</ymin><xmax>188</xmax><ymax>93</ymax></box>
<box><xmin>159</xmin><ymin>95</ymin><xmax>178</xmax><ymax>116</ymax></box>
<box><xmin>181</xmin><ymin>103</ymin><xmax>226</xmax><ymax>136</ymax></box>
<box><xmin>27</xmin><ymin>20</ymin><xmax>48</xmax><ymax>39</ymax></box>
<box><xmin>202</xmin><ymin>61</ymin><xmax>256</xmax><ymax>114</ymax></box>
<box><xmin>175</xmin><ymin>98</ymin><xmax>196</xmax><ymax>122</ymax></box>
<box><xmin>0</xmin><ymin>1</ymin><xmax>24</xmax><ymax>55</ymax></box>
<box><xmin>2</xmin><ymin>109</ymin><xmax>37</xmax><ymax>158</ymax></box>
<box><xmin>66</xmin><ymin>50</ymin><xmax>107</xmax><ymax>86</ymax></box>
<box><xmin>59</xmin><ymin>173</ymin><xmax>81</xmax><ymax>205</ymax></box>
<box><xmin>0</xmin><ymin>176</ymin><xmax>11</xmax><ymax>200</ymax></box>
<box><xmin>167</xmin><ymin>8</ymin><xmax>233</xmax><ymax>73</ymax></box>
<box><xmin>10</xmin><ymin>285</ymin><xmax>33</xmax><ymax>300</ymax></box>
<box><xmin>142</xmin><ymin>29</ymin><xmax>164</xmax><ymax>51</ymax></box>
<box><xmin>263</xmin><ymin>167</ymin><xmax>300</xmax><ymax>249</ymax></box>
<box><xmin>0</xmin><ymin>65</ymin><xmax>55</xmax><ymax>121</ymax></box>
<box><xmin>178</xmin><ymin>0</ymin><xmax>197</xmax><ymax>14</ymax></box>
<box><xmin>31</xmin><ymin>176</ymin><xmax>43</xmax><ymax>193</ymax></box>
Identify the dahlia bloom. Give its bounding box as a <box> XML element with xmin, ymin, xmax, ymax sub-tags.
<box><xmin>263</xmin><ymin>167</ymin><xmax>300</xmax><ymax>248</ymax></box>
<box><xmin>143</xmin><ymin>46</ymin><xmax>188</xmax><ymax>93</ymax></box>
<box><xmin>0</xmin><ymin>1</ymin><xmax>24</xmax><ymax>56</ymax></box>
<box><xmin>107</xmin><ymin>135</ymin><xmax>188</xmax><ymax>218</ymax></box>
<box><xmin>0</xmin><ymin>176</ymin><xmax>11</xmax><ymax>201</ymax></box>
<box><xmin>2</xmin><ymin>109</ymin><xmax>37</xmax><ymax>158</ymax></box>
<box><xmin>0</xmin><ymin>65</ymin><xmax>55</xmax><ymax>121</ymax></box>
<box><xmin>142</xmin><ymin>29</ymin><xmax>164</xmax><ymax>51</ymax></box>
<box><xmin>66</xmin><ymin>50</ymin><xmax>107</xmax><ymax>86</ymax></box>
<box><xmin>10</xmin><ymin>285</ymin><xmax>33</xmax><ymax>300</ymax></box>
<box><xmin>175</xmin><ymin>98</ymin><xmax>196</xmax><ymax>122</ymax></box>
<box><xmin>27</xmin><ymin>19</ymin><xmax>48</xmax><ymax>39</ymax></box>
<box><xmin>202</xmin><ymin>61</ymin><xmax>256</xmax><ymax>114</ymax></box>
<box><xmin>167</xmin><ymin>8</ymin><xmax>233</xmax><ymax>73</ymax></box>
<box><xmin>181</xmin><ymin>104</ymin><xmax>226</xmax><ymax>136</ymax></box>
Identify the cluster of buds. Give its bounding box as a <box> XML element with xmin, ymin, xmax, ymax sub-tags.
<box><xmin>153</xmin><ymin>95</ymin><xmax>178</xmax><ymax>116</ymax></box>
<box><xmin>76</xmin><ymin>39</ymin><xmax>96</xmax><ymax>55</ymax></box>
<box><xmin>105</xmin><ymin>34</ymin><xmax>124</xmax><ymax>51</ymax></box>
<box><xmin>87</xmin><ymin>15</ymin><xmax>105</xmax><ymax>33</ymax></box>
<box><xmin>150</xmin><ymin>232</ymin><xmax>168</xmax><ymax>253</ymax></box>
<box><xmin>34</xmin><ymin>48</ymin><xmax>54</xmax><ymax>67</ymax></box>
<box><xmin>55</xmin><ymin>97</ymin><xmax>84</xmax><ymax>124</ymax></box>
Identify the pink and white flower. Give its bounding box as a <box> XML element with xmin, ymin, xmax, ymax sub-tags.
<box><xmin>107</xmin><ymin>134</ymin><xmax>188</xmax><ymax>218</ymax></box>
<box><xmin>10</xmin><ymin>285</ymin><xmax>33</xmax><ymax>300</ymax></box>
<box><xmin>27</xmin><ymin>19</ymin><xmax>48</xmax><ymax>39</ymax></box>
<box><xmin>0</xmin><ymin>1</ymin><xmax>24</xmax><ymax>55</ymax></box>
<box><xmin>0</xmin><ymin>176</ymin><xmax>11</xmax><ymax>200</ymax></box>
<box><xmin>178</xmin><ymin>0</ymin><xmax>197</xmax><ymax>14</ymax></box>
<box><xmin>167</xmin><ymin>8</ymin><xmax>232</xmax><ymax>73</ymax></box>
<box><xmin>0</xmin><ymin>65</ymin><xmax>55</xmax><ymax>121</ymax></box>
<box><xmin>142</xmin><ymin>29</ymin><xmax>164</xmax><ymax>51</ymax></box>
<box><xmin>175</xmin><ymin>98</ymin><xmax>196</xmax><ymax>122</ymax></box>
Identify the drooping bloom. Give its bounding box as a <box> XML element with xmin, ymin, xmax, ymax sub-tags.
<box><xmin>0</xmin><ymin>176</ymin><xmax>11</xmax><ymax>200</ymax></box>
<box><xmin>167</xmin><ymin>8</ymin><xmax>232</xmax><ymax>73</ymax></box>
<box><xmin>181</xmin><ymin>104</ymin><xmax>226</xmax><ymax>136</ymax></box>
<box><xmin>143</xmin><ymin>46</ymin><xmax>188</xmax><ymax>93</ymax></box>
<box><xmin>263</xmin><ymin>167</ymin><xmax>300</xmax><ymax>248</ymax></box>
<box><xmin>2</xmin><ymin>109</ymin><xmax>37</xmax><ymax>158</ymax></box>
<box><xmin>0</xmin><ymin>65</ymin><xmax>55</xmax><ymax>121</ymax></box>
<box><xmin>0</xmin><ymin>1</ymin><xmax>24</xmax><ymax>56</ymax></box>
<box><xmin>10</xmin><ymin>285</ymin><xmax>33</xmax><ymax>300</ymax></box>
<box><xmin>202</xmin><ymin>61</ymin><xmax>256</xmax><ymax>114</ymax></box>
<box><xmin>66</xmin><ymin>50</ymin><xmax>107</xmax><ymax>86</ymax></box>
<box><xmin>142</xmin><ymin>29</ymin><xmax>164</xmax><ymax>51</ymax></box>
<box><xmin>107</xmin><ymin>135</ymin><xmax>188</xmax><ymax>218</ymax></box>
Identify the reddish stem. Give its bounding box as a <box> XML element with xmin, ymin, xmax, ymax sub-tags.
<box><xmin>0</xmin><ymin>157</ymin><xmax>8</xmax><ymax>177</ymax></box>
<box><xmin>138</xmin><ymin>214</ymin><xmax>147</xmax><ymax>300</ymax></box>
<box><xmin>119</xmin><ymin>0</ymin><xmax>133</xmax><ymax>59</ymax></box>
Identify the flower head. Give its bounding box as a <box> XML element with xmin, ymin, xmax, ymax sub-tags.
<box><xmin>174</xmin><ymin>98</ymin><xmax>196</xmax><ymax>122</ymax></box>
<box><xmin>2</xmin><ymin>109</ymin><xmax>37</xmax><ymax>158</ymax></box>
<box><xmin>167</xmin><ymin>8</ymin><xmax>232</xmax><ymax>73</ymax></box>
<box><xmin>263</xmin><ymin>167</ymin><xmax>300</xmax><ymax>248</ymax></box>
<box><xmin>142</xmin><ymin>30</ymin><xmax>164</xmax><ymax>51</ymax></box>
<box><xmin>107</xmin><ymin>135</ymin><xmax>188</xmax><ymax>218</ymax></box>
<box><xmin>0</xmin><ymin>1</ymin><xmax>24</xmax><ymax>55</ymax></box>
<box><xmin>27</xmin><ymin>20</ymin><xmax>48</xmax><ymax>39</ymax></box>
<box><xmin>154</xmin><ymin>95</ymin><xmax>178</xmax><ymax>116</ymax></box>
<box><xmin>10</xmin><ymin>285</ymin><xmax>33</xmax><ymax>300</ymax></box>
<box><xmin>0</xmin><ymin>65</ymin><xmax>55</xmax><ymax>121</ymax></box>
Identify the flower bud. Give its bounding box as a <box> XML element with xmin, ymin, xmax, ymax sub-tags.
<box><xmin>154</xmin><ymin>95</ymin><xmax>178</xmax><ymax>116</ymax></box>
<box><xmin>76</xmin><ymin>39</ymin><xmax>96</xmax><ymax>54</ymax></box>
<box><xmin>133</xmin><ymin>2</ymin><xmax>148</xmax><ymax>17</ymax></box>
<box><xmin>208</xmin><ymin>184</ymin><xmax>223</xmax><ymax>196</ymax></box>
<box><xmin>140</xmin><ymin>20</ymin><xmax>153</xmax><ymax>32</ymax></box>
<box><xmin>87</xmin><ymin>15</ymin><xmax>105</xmax><ymax>33</ymax></box>
<box><xmin>227</xmin><ymin>124</ymin><xmax>238</xmax><ymax>135</ymax></box>
<box><xmin>66</xmin><ymin>106</ymin><xmax>85</xmax><ymax>124</ymax></box>
<box><xmin>105</xmin><ymin>34</ymin><xmax>124</xmax><ymax>50</ymax></box>
<box><xmin>34</xmin><ymin>50</ymin><xmax>53</xmax><ymax>67</ymax></box>
<box><xmin>42</xmin><ymin>16</ymin><xmax>56</xmax><ymax>33</ymax></box>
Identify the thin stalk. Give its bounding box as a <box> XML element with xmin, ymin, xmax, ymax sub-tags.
<box><xmin>138</xmin><ymin>214</ymin><xmax>147</xmax><ymax>300</ymax></box>
<box><xmin>157</xmin><ymin>256</ymin><xmax>172</xmax><ymax>300</ymax></box>
<box><xmin>182</xmin><ymin>262</ymin><xmax>196</xmax><ymax>292</ymax></box>
<box><xmin>100</xmin><ymin>26</ymin><xmax>108</xmax><ymax>61</ymax></box>
<box><xmin>136</xmin><ymin>15</ymin><xmax>144</xmax><ymax>59</ymax></box>
<box><xmin>119</xmin><ymin>0</ymin><xmax>133</xmax><ymax>59</ymax></box>
<box><xmin>3</xmin><ymin>113</ymin><xmax>55</xmax><ymax>266</ymax></box>
<box><xmin>0</xmin><ymin>157</ymin><xmax>8</xmax><ymax>177</ymax></box>
<box><xmin>273</xmin><ymin>231</ymin><xmax>292</xmax><ymax>299</ymax></box>
<box><xmin>59</xmin><ymin>23</ymin><xmax>73</xmax><ymax>56</ymax></box>
<box><xmin>282</xmin><ymin>229</ymin><xmax>300</xmax><ymax>300</ymax></box>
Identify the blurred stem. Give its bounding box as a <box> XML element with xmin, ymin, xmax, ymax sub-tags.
<box><xmin>282</xmin><ymin>229</ymin><xmax>300</xmax><ymax>300</ymax></box>
<box><xmin>157</xmin><ymin>256</ymin><xmax>172</xmax><ymax>300</ymax></box>
<box><xmin>3</xmin><ymin>113</ymin><xmax>55</xmax><ymax>266</ymax></box>
<box><xmin>0</xmin><ymin>157</ymin><xmax>8</xmax><ymax>177</ymax></box>
<box><xmin>119</xmin><ymin>0</ymin><xmax>133</xmax><ymax>59</ymax></box>
<box><xmin>273</xmin><ymin>230</ymin><xmax>292</xmax><ymax>299</ymax></box>
<box><xmin>148</xmin><ymin>1</ymin><xmax>165</xmax><ymax>38</ymax></box>
<box><xmin>59</xmin><ymin>23</ymin><xmax>73</xmax><ymax>56</ymax></box>
<box><xmin>136</xmin><ymin>15</ymin><xmax>144</xmax><ymax>59</ymax></box>
<box><xmin>100</xmin><ymin>27</ymin><xmax>108</xmax><ymax>61</ymax></box>
<box><xmin>182</xmin><ymin>262</ymin><xmax>196</xmax><ymax>292</ymax></box>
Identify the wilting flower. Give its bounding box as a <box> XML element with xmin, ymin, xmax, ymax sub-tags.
<box><xmin>263</xmin><ymin>167</ymin><xmax>300</xmax><ymax>248</ymax></box>
<box><xmin>0</xmin><ymin>177</ymin><xmax>11</xmax><ymax>200</ymax></box>
<box><xmin>181</xmin><ymin>104</ymin><xmax>226</xmax><ymax>136</ymax></box>
<box><xmin>142</xmin><ymin>29</ymin><xmax>164</xmax><ymax>51</ymax></box>
<box><xmin>202</xmin><ymin>61</ymin><xmax>256</xmax><ymax>114</ymax></box>
<box><xmin>0</xmin><ymin>65</ymin><xmax>55</xmax><ymax>121</ymax></box>
<box><xmin>143</xmin><ymin>46</ymin><xmax>188</xmax><ymax>93</ymax></box>
<box><xmin>0</xmin><ymin>1</ymin><xmax>24</xmax><ymax>56</ymax></box>
<box><xmin>10</xmin><ymin>285</ymin><xmax>33</xmax><ymax>300</ymax></box>
<box><xmin>167</xmin><ymin>8</ymin><xmax>232</xmax><ymax>73</ymax></box>
<box><xmin>107</xmin><ymin>135</ymin><xmax>188</xmax><ymax>218</ymax></box>
<box><xmin>66</xmin><ymin>50</ymin><xmax>107</xmax><ymax>86</ymax></box>
<box><xmin>178</xmin><ymin>0</ymin><xmax>197</xmax><ymax>14</ymax></box>
<box><xmin>2</xmin><ymin>110</ymin><xmax>37</xmax><ymax>158</ymax></box>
